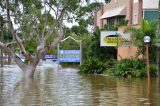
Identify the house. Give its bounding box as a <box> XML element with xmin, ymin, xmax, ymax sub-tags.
<box><xmin>94</xmin><ymin>0</ymin><xmax>159</xmax><ymax>29</ymax></box>
<box><xmin>94</xmin><ymin>0</ymin><xmax>159</xmax><ymax>60</ymax></box>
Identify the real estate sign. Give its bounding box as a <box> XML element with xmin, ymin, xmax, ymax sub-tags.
<box><xmin>100</xmin><ymin>31</ymin><xmax>129</xmax><ymax>46</ymax></box>
<box><xmin>59</xmin><ymin>50</ymin><xmax>80</xmax><ymax>62</ymax></box>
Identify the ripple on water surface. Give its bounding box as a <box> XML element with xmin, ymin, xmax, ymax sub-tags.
<box><xmin>0</xmin><ymin>62</ymin><xmax>160</xmax><ymax>106</ymax></box>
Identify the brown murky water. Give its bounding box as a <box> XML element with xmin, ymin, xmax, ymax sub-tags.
<box><xmin>0</xmin><ymin>62</ymin><xmax>160</xmax><ymax>106</ymax></box>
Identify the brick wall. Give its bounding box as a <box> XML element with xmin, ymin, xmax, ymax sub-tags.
<box><xmin>94</xmin><ymin>0</ymin><xmax>143</xmax><ymax>29</ymax></box>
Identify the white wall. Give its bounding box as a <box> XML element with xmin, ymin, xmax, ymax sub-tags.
<box><xmin>143</xmin><ymin>0</ymin><xmax>159</xmax><ymax>9</ymax></box>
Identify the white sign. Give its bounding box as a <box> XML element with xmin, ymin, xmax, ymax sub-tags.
<box><xmin>100</xmin><ymin>31</ymin><xmax>130</xmax><ymax>47</ymax></box>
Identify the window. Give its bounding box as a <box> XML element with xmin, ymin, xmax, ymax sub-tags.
<box><xmin>144</xmin><ymin>10</ymin><xmax>159</xmax><ymax>22</ymax></box>
<box><xmin>105</xmin><ymin>0</ymin><xmax>111</xmax><ymax>3</ymax></box>
<box><xmin>107</xmin><ymin>18</ymin><xmax>115</xmax><ymax>30</ymax></box>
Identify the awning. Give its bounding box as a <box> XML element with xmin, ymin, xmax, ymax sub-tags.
<box><xmin>100</xmin><ymin>6</ymin><xmax>126</xmax><ymax>19</ymax></box>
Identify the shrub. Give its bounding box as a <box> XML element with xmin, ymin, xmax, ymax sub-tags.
<box><xmin>79</xmin><ymin>57</ymin><xmax>105</xmax><ymax>74</ymax></box>
<box><xmin>104</xmin><ymin>58</ymin><xmax>158</xmax><ymax>78</ymax></box>
<box><xmin>149</xmin><ymin>64</ymin><xmax>157</xmax><ymax>77</ymax></box>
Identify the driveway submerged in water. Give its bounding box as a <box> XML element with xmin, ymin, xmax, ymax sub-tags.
<box><xmin>0</xmin><ymin>62</ymin><xmax>160</xmax><ymax>106</ymax></box>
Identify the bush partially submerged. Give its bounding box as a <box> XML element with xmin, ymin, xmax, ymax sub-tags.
<box><xmin>80</xmin><ymin>58</ymin><xmax>157</xmax><ymax>78</ymax></box>
<box><xmin>79</xmin><ymin>57</ymin><xmax>118</xmax><ymax>74</ymax></box>
<box><xmin>104</xmin><ymin>58</ymin><xmax>158</xmax><ymax>78</ymax></box>
<box><xmin>79</xmin><ymin>57</ymin><xmax>105</xmax><ymax>74</ymax></box>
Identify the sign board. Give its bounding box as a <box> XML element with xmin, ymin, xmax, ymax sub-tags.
<box><xmin>102</xmin><ymin>36</ymin><xmax>125</xmax><ymax>46</ymax></box>
<box><xmin>100</xmin><ymin>31</ymin><xmax>129</xmax><ymax>46</ymax></box>
<box><xmin>42</xmin><ymin>55</ymin><xmax>57</xmax><ymax>61</ymax></box>
<box><xmin>59</xmin><ymin>50</ymin><xmax>80</xmax><ymax>62</ymax></box>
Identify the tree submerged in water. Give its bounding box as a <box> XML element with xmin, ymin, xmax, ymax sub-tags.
<box><xmin>0</xmin><ymin>0</ymin><xmax>81</xmax><ymax>79</ymax></box>
<box><xmin>0</xmin><ymin>0</ymin><xmax>101</xmax><ymax>79</ymax></box>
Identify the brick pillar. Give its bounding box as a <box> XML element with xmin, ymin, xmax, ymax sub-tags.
<box><xmin>129</xmin><ymin>0</ymin><xmax>133</xmax><ymax>25</ymax></box>
<box><xmin>138</xmin><ymin>0</ymin><xmax>143</xmax><ymax>24</ymax></box>
<box><xmin>94</xmin><ymin>12</ymin><xmax>97</xmax><ymax>31</ymax></box>
<box><xmin>100</xmin><ymin>4</ymin><xmax>104</xmax><ymax>29</ymax></box>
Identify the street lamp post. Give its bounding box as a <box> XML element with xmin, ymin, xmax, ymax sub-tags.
<box><xmin>143</xmin><ymin>36</ymin><xmax>151</xmax><ymax>79</ymax></box>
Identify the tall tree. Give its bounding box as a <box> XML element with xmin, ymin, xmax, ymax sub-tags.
<box><xmin>0</xmin><ymin>0</ymin><xmax>80</xmax><ymax>79</ymax></box>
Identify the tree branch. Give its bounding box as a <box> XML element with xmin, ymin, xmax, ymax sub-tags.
<box><xmin>45</xmin><ymin>1</ymin><xmax>57</xmax><ymax>17</ymax></box>
<box><xmin>6</xmin><ymin>0</ymin><xmax>27</xmax><ymax>55</ymax></box>
<box><xmin>44</xmin><ymin>0</ymin><xmax>70</xmax><ymax>39</ymax></box>
<box><xmin>42</xmin><ymin>4</ymin><xmax>51</xmax><ymax>40</ymax></box>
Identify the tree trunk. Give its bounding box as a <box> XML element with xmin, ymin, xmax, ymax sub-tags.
<box><xmin>0</xmin><ymin>43</ymin><xmax>40</xmax><ymax>78</ymax></box>
<box><xmin>0</xmin><ymin>49</ymin><xmax>3</xmax><ymax>67</ymax></box>
<box><xmin>14</xmin><ymin>53</ymin><xmax>41</xmax><ymax>79</ymax></box>
<box><xmin>0</xmin><ymin>15</ymin><xmax>3</xmax><ymax>67</ymax></box>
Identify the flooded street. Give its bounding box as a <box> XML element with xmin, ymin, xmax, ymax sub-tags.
<box><xmin>0</xmin><ymin>62</ymin><xmax>160</xmax><ymax>106</ymax></box>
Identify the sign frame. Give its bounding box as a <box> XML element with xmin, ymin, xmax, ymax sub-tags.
<box><xmin>58</xmin><ymin>36</ymin><xmax>82</xmax><ymax>65</ymax></box>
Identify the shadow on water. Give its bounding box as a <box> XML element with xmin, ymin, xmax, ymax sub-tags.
<box><xmin>0</xmin><ymin>62</ymin><xmax>160</xmax><ymax>106</ymax></box>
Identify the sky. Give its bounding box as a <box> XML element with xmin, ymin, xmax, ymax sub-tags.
<box><xmin>64</xmin><ymin>0</ymin><xmax>105</xmax><ymax>29</ymax></box>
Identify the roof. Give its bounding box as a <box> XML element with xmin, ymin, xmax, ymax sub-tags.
<box><xmin>100</xmin><ymin>6</ymin><xmax>126</xmax><ymax>19</ymax></box>
<box><xmin>143</xmin><ymin>0</ymin><xmax>159</xmax><ymax>9</ymax></box>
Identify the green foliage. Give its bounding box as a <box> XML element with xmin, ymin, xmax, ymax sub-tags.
<box><xmin>79</xmin><ymin>57</ymin><xmax>105</xmax><ymax>74</ymax></box>
<box><xmin>89</xmin><ymin>28</ymin><xmax>117</xmax><ymax>60</ymax></box>
<box><xmin>104</xmin><ymin>58</ymin><xmax>158</xmax><ymax>78</ymax></box>
<box><xmin>76</xmin><ymin>2</ymin><xmax>100</xmax><ymax>17</ymax></box>
<box><xmin>71</xmin><ymin>25</ymin><xmax>88</xmax><ymax>35</ymax></box>
<box><xmin>117</xmin><ymin>19</ymin><xmax>128</xmax><ymax>27</ymax></box>
<box><xmin>60</xmin><ymin>37</ymin><xmax>80</xmax><ymax>50</ymax></box>
<box><xmin>79</xmin><ymin>58</ymin><xmax>117</xmax><ymax>74</ymax></box>
<box><xmin>24</xmin><ymin>39</ymin><xmax>37</xmax><ymax>54</ymax></box>
<box><xmin>59</xmin><ymin>34</ymin><xmax>91</xmax><ymax>61</ymax></box>
<box><xmin>45</xmin><ymin>33</ymin><xmax>56</xmax><ymax>46</ymax></box>
<box><xmin>86</xmin><ymin>16</ymin><xmax>94</xmax><ymax>25</ymax></box>
<box><xmin>126</xmin><ymin>19</ymin><xmax>158</xmax><ymax>64</ymax></box>
<box><xmin>149</xmin><ymin>64</ymin><xmax>158</xmax><ymax>77</ymax></box>
<box><xmin>126</xmin><ymin>20</ymin><xmax>157</xmax><ymax>47</ymax></box>
<box><xmin>75</xmin><ymin>35</ymin><xmax>92</xmax><ymax>60</ymax></box>
<box><xmin>103</xmin><ymin>19</ymin><xmax>128</xmax><ymax>31</ymax></box>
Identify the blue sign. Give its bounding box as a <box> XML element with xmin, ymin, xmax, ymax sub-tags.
<box><xmin>42</xmin><ymin>55</ymin><xmax>57</xmax><ymax>61</ymax></box>
<box><xmin>59</xmin><ymin>50</ymin><xmax>80</xmax><ymax>62</ymax></box>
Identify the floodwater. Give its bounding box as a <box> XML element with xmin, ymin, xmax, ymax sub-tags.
<box><xmin>0</xmin><ymin>62</ymin><xmax>160</xmax><ymax>106</ymax></box>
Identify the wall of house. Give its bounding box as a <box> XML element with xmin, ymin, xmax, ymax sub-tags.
<box><xmin>117</xmin><ymin>46</ymin><xmax>143</xmax><ymax>60</ymax></box>
<box><xmin>94</xmin><ymin>0</ymin><xmax>130</xmax><ymax>29</ymax></box>
<box><xmin>117</xmin><ymin>25</ymin><xmax>143</xmax><ymax>60</ymax></box>
<box><xmin>95</xmin><ymin>11</ymin><xmax>103</xmax><ymax>28</ymax></box>
<box><xmin>132</xmin><ymin>2</ymin><xmax>139</xmax><ymax>25</ymax></box>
